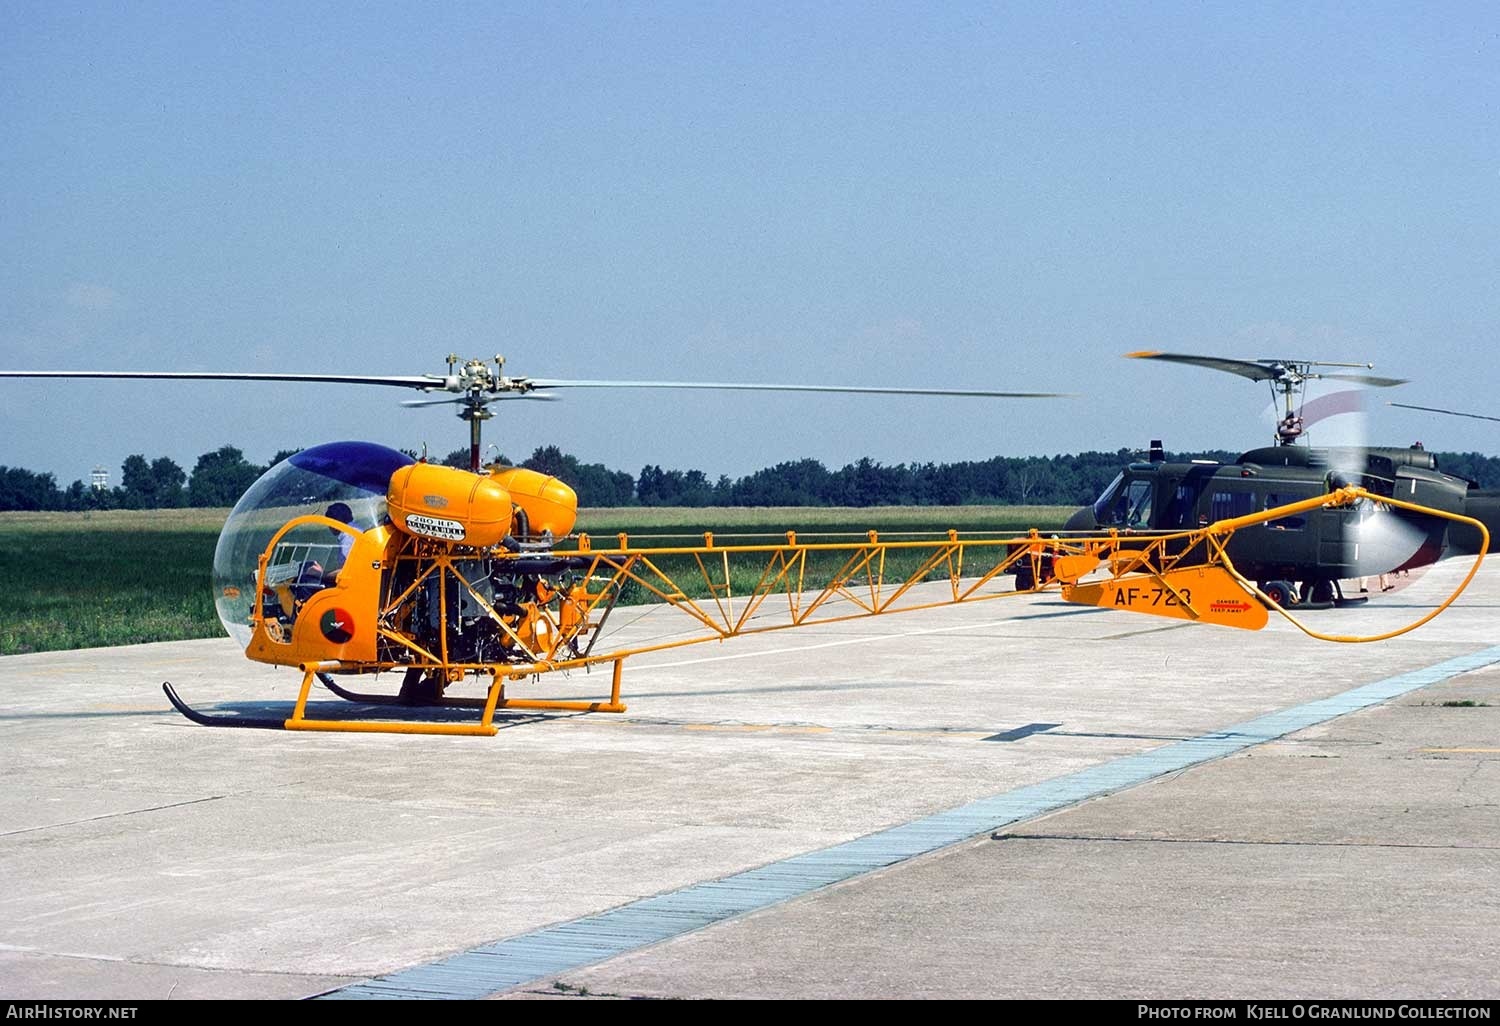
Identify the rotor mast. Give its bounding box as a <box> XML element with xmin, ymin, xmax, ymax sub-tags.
<box><xmin>1267</xmin><ymin>361</ymin><xmax>1311</xmax><ymax>445</ymax></box>
<box><xmin>1266</xmin><ymin>360</ymin><xmax>1379</xmax><ymax>446</ymax></box>
<box><xmin>447</xmin><ymin>353</ymin><xmax>502</xmax><ymax>472</ymax></box>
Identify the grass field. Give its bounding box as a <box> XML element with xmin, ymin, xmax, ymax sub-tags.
<box><xmin>0</xmin><ymin>509</ymin><xmax>228</xmax><ymax>655</ymax></box>
<box><xmin>0</xmin><ymin>504</ymin><xmax>1072</xmax><ymax>655</ymax></box>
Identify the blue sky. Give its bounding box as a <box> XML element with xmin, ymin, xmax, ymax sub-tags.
<box><xmin>2</xmin><ymin>2</ymin><xmax>1496</xmax><ymax>487</ymax></box>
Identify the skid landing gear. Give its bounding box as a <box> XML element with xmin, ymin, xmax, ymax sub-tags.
<box><xmin>1291</xmin><ymin>579</ymin><xmax>1334</xmax><ymax>610</ymax></box>
<box><xmin>1255</xmin><ymin>578</ymin><xmax>1369</xmax><ymax>611</ymax></box>
<box><xmin>162</xmin><ymin>682</ymin><xmax>287</xmax><ymax>729</ymax></box>
<box><xmin>1301</xmin><ymin>578</ymin><xmax>1369</xmax><ymax>609</ymax></box>
<box><xmin>1332</xmin><ymin>579</ymin><xmax>1369</xmax><ymax>608</ymax></box>
<box><xmin>164</xmin><ymin>659</ymin><xmax>629</xmax><ymax>736</ymax></box>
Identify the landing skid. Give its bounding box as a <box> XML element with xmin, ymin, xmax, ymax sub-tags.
<box><xmin>162</xmin><ymin>682</ymin><xmax>287</xmax><ymax>730</ymax></box>
<box><xmin>1333</xmin><ymin>580</ymin><xmax>1369</xmax><ymax>608</ymax></box>
<box><xmin>165</xmin><ymin>659</ymin><xmax>629</xmax><ymax>736</ymax></box>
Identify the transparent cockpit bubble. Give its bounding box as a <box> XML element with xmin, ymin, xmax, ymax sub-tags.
<box><xmin>211</xmin><ymin>442</ymin><xmax>414</xmax><ymax>647</ymax></box>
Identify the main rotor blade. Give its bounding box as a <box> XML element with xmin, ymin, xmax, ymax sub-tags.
<box><xmin>524</xmin><ymin>379</ymin><xmax>1071</xmax><ymax>398</ymax></box>
<box><xmin>1</xmin><ymin>368</ymin><xmax>1066</xmax><ymax>398</ymax></box>
<box><xmin>1388</xmin><ymin>401</ymin><xmax>1500</xmax><ymax>423</ymax></box>
<box><xmin>0</xmin><ymin>370</ymin><xmax>444</xmax><ymax>389</ymax></box>
<box><xmin>1127</xmin><ymin>351</ymin><xmax>1404</xmax><ymax>387</ymax></box>
<box><xmin>1125</xmin><ymin>351</ymin><xmax>1284</xmax><ymax>381</ymax></box>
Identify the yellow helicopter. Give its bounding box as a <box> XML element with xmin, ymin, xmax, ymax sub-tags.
<box><xmin>1</xmin><ymin>356</ymin><xmax>1488</xmax><ymax>737</ymax></box>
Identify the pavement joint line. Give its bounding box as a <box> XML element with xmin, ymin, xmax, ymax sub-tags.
<box><xmin>0</xmin><ymin>795</ymin><xmax>228</xmax><ymax>838</ymax></box>
<box><xmin>316</xmin><ymin>642</ymin><xmax>1500</xmax><ymax>1002</ymax></box>
<box><xmin>993</xmin><ymin>833</ymin><xmax>1500</xmax><ymax>850</ymax></box>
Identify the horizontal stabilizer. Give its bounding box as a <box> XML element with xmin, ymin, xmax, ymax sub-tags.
<box><xmin>1061</xmin><ymin>566</ymin><xmax>1268</xmax><ymax>630</ymax></box>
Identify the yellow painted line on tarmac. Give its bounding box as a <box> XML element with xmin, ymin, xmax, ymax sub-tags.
<box><xmin>1418</xmin><ymin>747</ymin><xmax>1500</xmax><ymax>753</ymax></box>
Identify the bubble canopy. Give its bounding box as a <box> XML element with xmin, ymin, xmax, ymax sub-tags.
<box><xmin>212</xmin><ymin>442</ymin><xmax>415</xmax><ymax>647</ymax></box>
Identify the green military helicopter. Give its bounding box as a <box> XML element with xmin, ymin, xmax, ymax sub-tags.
<box><xmin>1046</xmin><ymin>352</ymin><xmax>1500</xmax><ymax>608</ymax></box>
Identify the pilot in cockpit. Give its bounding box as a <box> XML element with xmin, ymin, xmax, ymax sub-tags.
<box><xmin>284</xmin><ymin>502</ymin><xmax>357</xmax><ymax>606</ymax></box>
<box><xmin>319</xmin><ymin>502</ymin><xmax>356</xmax><ymax>586</ymax></box>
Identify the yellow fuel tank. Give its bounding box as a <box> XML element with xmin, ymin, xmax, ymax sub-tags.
<box><xmin>387</xmin><ymin>463</ymin><xmax>514</xmax><ymax>547</ymax></box>
<box><xmin>491</xmin><ymin>466</ymin><xmax>578</xmax><ymax>537</ymax></box>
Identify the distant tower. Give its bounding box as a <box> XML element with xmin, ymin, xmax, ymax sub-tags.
<box><xmin>90</xmin><ymin>466</ymin><xmax>108</xmax><ymax>491</ymax></box>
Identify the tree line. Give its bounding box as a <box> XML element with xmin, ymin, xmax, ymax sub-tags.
<box><xmin>4</xmin><ymin>444</ymin><xmax>1500</xmax><ymax>512</ymax></box>
<box><xmin>0</xmin><ymin>446</ymin><xmax>289</xmax><ymax>512</ymax></box>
